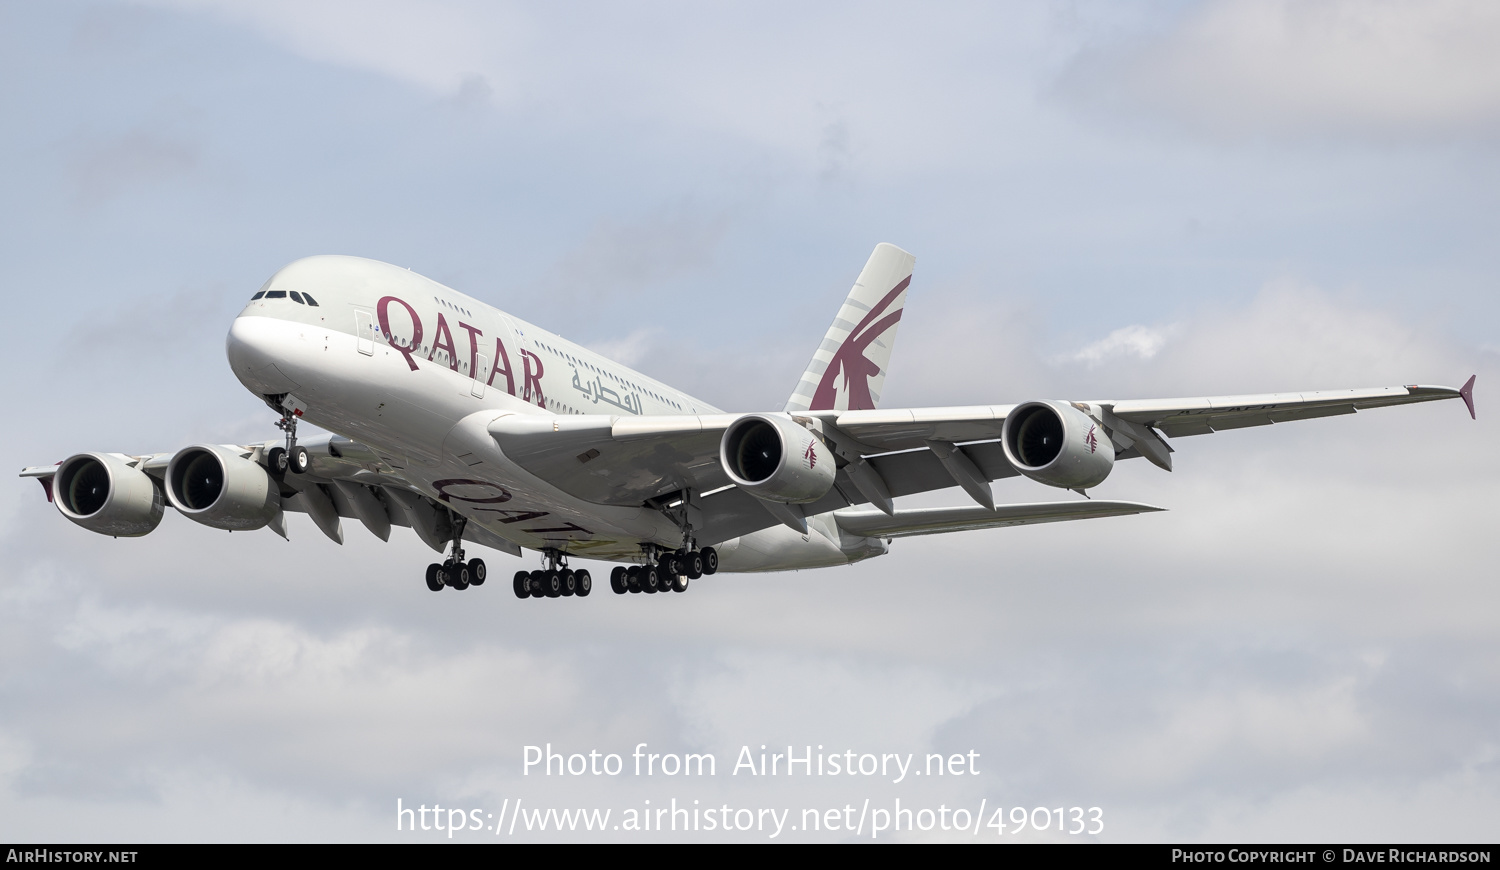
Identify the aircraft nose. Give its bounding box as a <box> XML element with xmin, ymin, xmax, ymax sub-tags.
<box><xmin>227</xmin><ymin>315</ymin><xmax>301</xmax><ymax>395</ymax></box>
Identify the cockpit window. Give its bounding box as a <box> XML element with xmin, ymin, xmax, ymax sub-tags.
<box><xmin>290</xmin><ymin>291</ymin><xmax>305</xmax><ymax>304</ymax></box>
<box><xmin>302</xmin><ymin>293</ymin><xmax>319</xmax><ymax>307</ymax></box>
<box><xmin>265</xmin><ymin>290</ymin><xmax>286</xmax><ymax>299</ymax></box>
<box><xmin>251</xmin><ymin>291</ymin><xmax>265</xmax><ymax>300</ymax></box>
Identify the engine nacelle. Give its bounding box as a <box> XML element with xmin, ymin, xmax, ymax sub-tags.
<box><xmin>1001</xmin><ymin>401</ymin><xmax>1114</xmax><ymax>490</ymax></box>
<box><xmin>166</xmin><ymin>444</ymin><xmax>280</xmax><ymax>531</ymax></box>
<box><xmin>720</xmin><ymin>414</ymin><xmax>835</xmax><ymax>504</ymax></box>
<box><xmin>53</xmin><ymin>452</ymin><xmax>165</xmax><ymax>537</ymax></box>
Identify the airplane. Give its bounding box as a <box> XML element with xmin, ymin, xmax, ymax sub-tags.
<box><xmin>21</xmin><ymin>244</ymin><xmax>1477</xmax><ymax>600</ymax></box>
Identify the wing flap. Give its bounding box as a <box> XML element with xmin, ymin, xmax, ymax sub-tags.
<box><xmin>833</xmin><ymin>500</ymin><xmax>1165</xmax><ymax>539</ymax></box>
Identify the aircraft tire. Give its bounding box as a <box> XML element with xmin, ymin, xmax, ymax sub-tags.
<box><xmin>626</xmin><ymin>566</ymin><xmax>641</xmax><ymax>593</ymax></box>
<box><xmin>529</xmin><ymin>570</ymin><xmax>546</xmax><ymax>597</ymax></box>
<box><xmin>701</xmin><ymin>547</ymin><xmax>719</xmax><ymax>575</ymax></box>
<box><xmin>672</xmin><ymin>573</ymin><xmax>689</xmax><ymax>593</ymax></box>
<box><xmin>513</xmin><ymin>571</ymin><xmax>531</xmax><ymax>599</ymax></box>
<box><xmin>469</xmin><ymin>559</ymin><xmax>486</xmax><ymax>585</ymax></box>
<box><xmin>642</xmin><ymin>565</ymin><xmax>660</xmax><ymax>594</ymax></box>
<box><xmin>289</xmin><ymin>445</ymin><xmax>311</xmax><ymax>474</ymax></box>
<box><xmin>610</xmin><ymin>566</ymin><xmax>627</xmax><ymax>594</ymax></box>
<box><xmin>425</xmin><ymin>564</ymin><xmax>444</xmax><ymax>592</ymax></box>
<box><xmin>452</xmin><ymin>562</ymin><xmax>470</xmax><ymax>590</ymax></box>
<box><xmin>576</xmin><ymin>570</ymin><xmax>592</xmax><ymax>596</ymax></box>
<box><xmin>544</xmin><ymin>571</ymin><xmax>562</xmax><ymax>598</ymax></box>
<box><xmin>266</xmin><ymin>446</ymin><xmax>288</xmax><ymax>477</ymax></box>
<box><xmin>560</xmin><ymin>569</ymin><xmax>576</xmax><ymax>597</ymax></box>
<box><xmin>683</xmin><ymin>551</ymin><xmax>704</xmax><ymax>580</ymax></box>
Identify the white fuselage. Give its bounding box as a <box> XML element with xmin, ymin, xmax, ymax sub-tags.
<box><xmin>226</xmin><ymin>255</ymin><xmax>870</xmax><ymax>570</ymax></box>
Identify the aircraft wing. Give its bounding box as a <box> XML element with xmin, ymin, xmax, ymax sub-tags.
<box><xmin>487</xmin><ymin>377</ymin><xmax>1472</xmax><ymax>545</ymax></box>
<box><xmin>25</xmin><ymin>435</ymin><xmax>522</xmax><ymax>557</ymax></box>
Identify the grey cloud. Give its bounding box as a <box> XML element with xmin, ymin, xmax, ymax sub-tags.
<box><xmin>70</xmin><ymin>129</ymin><xmax>199</xmax><ymax>205</ymax></box>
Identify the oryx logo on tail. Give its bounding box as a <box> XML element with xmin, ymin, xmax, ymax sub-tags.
<box><xmin>786</xmin><ymin>243</ymin><xmax>917</xmax><ymax>414</ymax></box>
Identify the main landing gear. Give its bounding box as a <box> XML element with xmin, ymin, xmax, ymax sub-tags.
<box><xmin>512</xmin><ymin>548</ymin><xmax>592</xmax><ymax>601</ymax></box>
<box><xmin>608</xmin><ymin>547</ymin><xmax>718</xmax><ymax>596</ymax></box>
<box><xmin>424</xmin><ymin>518</ymin><xmax>487</xmax><ymax>592</ymax></box>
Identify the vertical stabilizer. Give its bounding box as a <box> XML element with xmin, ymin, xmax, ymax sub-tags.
<box><xmin>785</xmin><ymin>243</ymin><xmax>915</xmax><ymax>413</ymax></box>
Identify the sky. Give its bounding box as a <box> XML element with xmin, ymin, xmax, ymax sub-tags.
<box><xmin>1</xmin><ymin>0</ymin><xmax>1497</xmax><ymax>843</ymax></box>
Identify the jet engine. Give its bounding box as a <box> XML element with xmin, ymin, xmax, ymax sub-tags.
<box><xmin>166</xmin><ymin>444</ymin><xmax>281</xmax><ymax>531</ymax></box>
<box><xmin>1001</xmin><ymin>401</ymin><xmax>1115</xmax><ymax>490</ymax></box>
<box><xmin>53</xmin><ymin>452</ymin><xmax>165</xmax><ymax>537</ymax></box>
<box><xmin>719</xmin><ymin>414</ymin><xmax>835</xmax><ymax>504</ymax></box>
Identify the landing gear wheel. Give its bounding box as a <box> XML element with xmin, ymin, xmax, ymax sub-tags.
<box><xmin>642</xmin><ymin>565</ymin><xmax>660</xmax><ymax>594</ymax></box>
<box><xmin>671</xmin><ymin>573</ymin><xmax>689</xmax><ymax>593</ymax></box>
<box><xmin>266</xmin><ymin>446</ymin><xmax>288</xmax><ymax>476</ymax></box>
<box><xmin>701</xmin><ymin>546</ymin><xmax>719</xmax><ymax>575</ymax></box>
<box><xmin>425</xmin><ymin>563</ymin><xmax>444</xmax><ymax>592</ymax></box>
<box><xmin>529</xmin><ymin>570</ymin><xmax>546</xmax><ymax>597</ymax></box>
<box><xmin>544</xmin><ymin>571</ymin><xmax>562</xmax><ymax>598</ymax></box>
<box><xmin>469</xmin><ymin>559</ymin><xmax>487</xmax><ymax>586</ymax></box>
<box><xmin>576</xmin><ymin>569</ymin><xmax>592</xmax><ymax>597</ymax></box>
<box><xmin>289</xmin><ymin>445</ymin><xmax>311</xmax><ymax>474</ymax></box>
<box><xmin>660</xmin><ymin>553</ymin><xmax>680</xmax><ymax>576</ymax></box>
<box><xmin>560</xmin><ymin>569</ymin><xmax>576</xmax><ymax>597</ymax></box>
<box><xmin>610</xmin><ymin>566</ymin><xmax>627</xmax><ymax>594</ymax></box>
<box><xmin>626</xmin><ymin>566</ymin><xmax>642</xmax><ymax>593</ymax></box>
<box><xmin>682</xmin><ymin>551</ymin><xmax>704</xmax><ymax>580</ymax></box>
<box><xmin>450</xmin><ymin>561</ymin><xmax>470</xmax><ymax>590</ymax></box>
<box><xmin>513</xmin><ymin>570</ymin><xmax>531</xmax><ymax>599</ymax></box>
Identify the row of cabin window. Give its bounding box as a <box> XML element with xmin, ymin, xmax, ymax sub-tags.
<box><xmin>534</xmin><ymin>339</ymin><xmax>683</xmax><ymax>411</ymax></box>
<box><xmin>251</xmin><ymin>289</ymin><xmax>320</xmax><ymax>306</ymax></box>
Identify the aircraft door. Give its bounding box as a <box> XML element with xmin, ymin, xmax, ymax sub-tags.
<box><xmin>354</xmin><ymin>310</ymin><xmax>375</xmax><ymax>356</ymax></box>
<box><xmin>471</xmin><ymin>353</ymin><xmax>488</xmax><ymax>398</ymax></box>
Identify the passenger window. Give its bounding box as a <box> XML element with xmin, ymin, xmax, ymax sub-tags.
<box><xmin>290</xmin><ymin>291</ymin><xmax>305</xmax><ymax>304</ymax></box>
<box><xmin>302</xmin><ymin>293</ymin><xmax>319</xmax><ymax>307</ymax></box>
<box><xmin>266</xmin><ymin>290</ymin><xmax>287</xmax><ymax>299</ymax></box>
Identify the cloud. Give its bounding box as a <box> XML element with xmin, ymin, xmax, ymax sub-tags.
<box><xmin>1061</xmin><ymin>323</ymin><xmax>1180</xmax><ymax>367</ymax></box>
<box><xmin>138</xmin><ymin>0</ymin><xmax>524</xmax><ymax>98</ymax></box>
<box><xmin>70</xmin><ymin>129</ymin><xmax>199</xmax><ymax>205</ymax></box>
<box><xmin>1056</xmin><ymin>0</ymin><xmax>1500</xmax><ymax>140</ymax></box>
<box><xmin>539</xmin><ymin>206</ymin><xmax>733</xmax><ymax>302</ymax></box>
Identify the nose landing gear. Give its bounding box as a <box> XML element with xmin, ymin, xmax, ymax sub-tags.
<box><xmin>264</xmin><ymin>395</ymin><xmax>311</xmax><ymax>476</ymax></box>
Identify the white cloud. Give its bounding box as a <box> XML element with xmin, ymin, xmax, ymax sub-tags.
<box><xmin>1062</xmin><ymin>323</ymin><xmax>1180</xmax><ymax>367</ymax></box>
<box><xmin>1057</xmin><ymin>0</ymin><xmax>1500</xmax><ymax>139</ymax></box>
<box><xmin>138</xmin><ymin>0</ymin><xmax>524</xmax><ymax>97</ymax></box>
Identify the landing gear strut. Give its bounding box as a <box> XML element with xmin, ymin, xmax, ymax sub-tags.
<box><xmin>621</xmin><ymin>491</ymin><xmax>719</xmax><ymax>596</ymax></box>
<box><xmin>266</xmin><ymin>396</ymin><xmax>310</xmax><ymax>475</ymax></box>
<box><xmin>513</xmin><ymin>548</ymin><xmax>590</xmax><ymax>601</ymax></box>
<box><xmin>424</xmin><ymin>515</ymin><xmax>486</xmax><ymax>593</ymax></box>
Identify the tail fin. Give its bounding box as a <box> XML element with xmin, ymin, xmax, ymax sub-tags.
<box><xmin>785</xmin><ymin>243</ymin><xmax>916</xmax><ymax>413</ymax></box>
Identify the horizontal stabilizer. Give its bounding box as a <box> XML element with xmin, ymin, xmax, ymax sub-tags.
<box><xmin>833</xmin><ymin>500</ymin><xmax>1164</xmax><ymax>539</ymax></box>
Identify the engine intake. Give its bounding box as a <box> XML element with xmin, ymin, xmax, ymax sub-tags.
<box><xmin>166</xmin><ymin>445</ymin><xmax>281</xmax><ymax>531</ymax></box>
<box><xmin>53</xmin><ymin>453</ymin><xmax>165</xmax><ymax>537</ymax></box>
<box><xmin>1001</xmin><ymin>401</ymin><xmax>1114</xmax><ymax>490</ymax></box>
<box><xmin>720</xmin><ymin>414</ymin><xmax>835</xmax><ymax>504</ymax></box>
